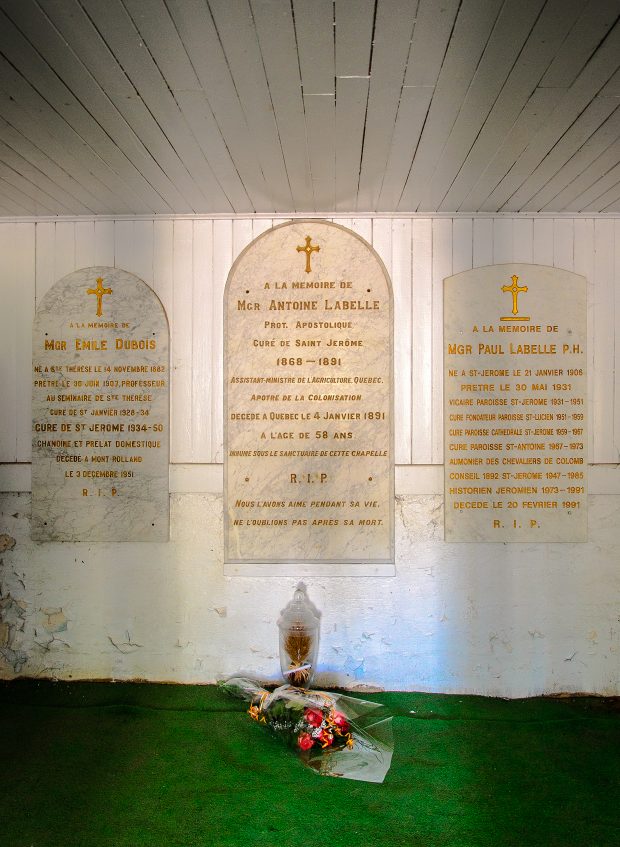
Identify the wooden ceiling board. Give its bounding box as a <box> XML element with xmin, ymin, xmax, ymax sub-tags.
<box><xmin>0</xmin><ymin>137</ymin><xmax>93</xmax><ymax>215</ymax></box>
<box><xmin>531</xmin><ymin>108</ymin><xmax>620</xmax><ymax>211</ymax></box>
<box><xmin>491</xmin><ymin>18</ymin><xmax>620</xmax><ymax>211</ymax></box>
<box><xmin>356</xmin><ymin>0</ymin><xmax>418</xmax><ymax>211</ymax></box>
<box><xmin>335</xmin><ymin>0</ymin><xmax>374</xmax><ymax>76</ymax></box>
<box><xmin>439</xmin><ymin>0</ymin><xmax>585</xmax><ymax>212</ymax></box>
<box><xmin>376</xmin><ymin>0</ymin><xmax>461</xmax><ymax>211</ymax></box>
<box><xmin>0</xmin><ymin>115</ymin><xmax>106</xmax><ymax>214</ymax></box>
<box><xmin>502</xmin><ymin>85</ymin><xmax>620</xmax><ymax>212</ymax></box>
<box><xmin>304</xmin><ymin>93</ymin><xmax>336</xmax><ymax>210</ymax></box>
<box><xmin>0</xmin><ymin>176</ymin><xmax>52</xmax><ymax>215</ymax></box>
<box><xmin>0</xmin><ymin>0</ymin><xmax>617</xmax><ymax>216</ymax></box>
<box><xmin>171</xmin><ymin>90</ymin><xmax>255</xmax><ymax>212</ymax></box>
<box><xmin>396</xmin><ymin>0</ymin><xmax>505</xmax><ymax>212</ymax></box>
<box><xmin>0</xmin><ymin>40</ymin><xmax>163</xmax><ymax>216</ymax></box>
<box><xmin>333</xmin><ymin>0</ymin><xmax>373</xmax><ymax>212</ymax></box>
<box><xmin>376</xmin><ymin>85</ymin><xmax>434</xmax><ymax>213</ymax></box>
<box><xmin>539</xmin><ymin>0</ymin><xmax>620</xmax><ymax>89</ymax></box>
<box><xmin>335</xmin><ymin>77</ymin><xmax>368</xmax><ymax>211</ymax></box>
<box><xmin>293</xmin><ymin>0</ymin><xmax>335</xmax><ymax>95</ymax></box>
<box><xmin>419</xmin><ymin>0</ymin><xmax>547</xmax><ymax>212</ymax></box>
<box><xmin>0</xmin><ymin>160</ymin><xmax>73</xmax><ymax>216</ymax></box>
<box><xmin>121</xmin><ymin>0</ymin><xmax>254</xmax><ymax>212</ymax></box>
<box><xmin>472</xmin><ymin>88</ymin><xmax>568</xmax><ymax>211</ymax></box>
<box><xmin>0</xmin><ymin>74</ymin><xmax>128</xmax><ymax>214</ymax></box>
<box><xmin>80</xmin><ymin>0</ymin><xmax>233</xmax><ymax>212</ymax></box>
<box><xmin>43</xmin><ymin>0</ymin><xmax>210</xmax><ymax>212</ymax></box>
<box><xmin>0</xmin><ymin>4</ymin><xmax>173</xmax><ymax>215</ymax></box>
<box><xmin>403</xmin><ymin>0</ymin><xmax>460</xmax><ymax>88</ymax></box>
<box><xmin>0</xmin><ymin>78</ymin><xmax>136</xmax><ymax>217</ymax></box>
<box><xmin>293</xmin><ymin>0</ymin><xmax>336</xmax><ymax>209</ymax></box>
<box><xmin>164</xmin><ymin>0</ymin><xmax>273</xmax><ymax>210</ymax></box>
<box><xmin>3</xmin><ymin>0</ymin><xmax>193</xmax><ymax>214</ymax></box>
<box><xmin>601</xmin><ymin>189</ymin><xmax>620</xmax><ymax>212</ymax></box>
<box><xmin>566</xmin><ymin>158</ymin><xmax>620</xmax><ymax>211</ymax></box>
<box><xmin>208</xmin><ymin>0</ymin><xmax>294</xmax><ymax>211</ymax></box>
<box><xmin>251</xmin><ymin>0</ymin><xmax>314</xmax><ymax>211</ymax></box>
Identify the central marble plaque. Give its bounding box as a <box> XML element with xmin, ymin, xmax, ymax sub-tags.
<box><xmin>225</xmin><ymin>220</ymin><xmax>394</xmax><ymax>574</ymax></box>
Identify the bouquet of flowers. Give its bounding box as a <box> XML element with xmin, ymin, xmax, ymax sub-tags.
<box><xmin>220</xmin><ymin>676</ymin><xmax>393</xmax><ymax>783</ymax></box>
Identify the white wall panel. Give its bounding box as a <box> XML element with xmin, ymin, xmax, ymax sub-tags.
<box><xmin>14</xmin><ymin>222</ymin><xmax>35</xmax><ymax>461</ymax></box>
<box><xmin>553</xmin><ymin>217</ymin><xmax>574</xmax><ymax>269</ymax></box>
<box><xmin>573</xmin><ymin>217</ymin><xmax>596</xmax><ymax>461</ymax></box>
<box><xmin>211</xmin><ymin>219</ymin><xmax>232</xmax><ymax>464</ymax></box>
<box><xmin>94</xmin><ymin>219</ymin><xmax>115</xmax><ymax>267</ymax></box>
<box><xmin>592</xmin><ymin>219</ymin><xmax>615</xmax><ymax>463</ymax></box>
<box><xmin>34</xmin><ymin>220</ymin><xmax>54</xmax><ymax>305</ymax></box>
<box><xmin>391</xmin><ymin>219</ymin><xmax>413</xmax><ymax>464</ymax></box>
<box><xmin>492</xmin><ymin>217</ymin><xmax>513</xmax><ymax>263</ymax></box>
<box><xmin>512</xmin><ymin>217</ymin><xmax>533</xmax><ymax>263</ymax></box>
<box><xmin>431</xmin><ymin>218</ymin><xmax>452</xmax><ymax>463</ymax></box>
<box><xmin>53</xmin><ymin>220</ymin><xmax>76</xmax><ymax>282</ymax></box>
<box><xmin>532</xmin><ymin>217</ymin><xmax>554</xmax><ymax>266</ymax></box>
<box><xmin>452</xmin><ymin>217</ymin><xmax>473</xmax><ymax>274</ymax></box>
<box><xmin>1</xmin><ymin>215</ymin><xmax>619</xmax><ymax>466</ymax></box>
<box><xmin>171</xmin><ymin>219</ymin><xmax>194</xmax><ymax>462</ymax></box>
<box><xmin>615</xmin><ymin>219</ymin><xmax>620</xmax><ymax>461</ymax></box>
<box><xmin>74</xmin><ymin>219</ymin><xmax>95</xmax><ymax>269</ymax></box>
<box><xmin>0</xmin><ymin>223</ymin><xmax>18</xmax><ymax>460</ymax></box>
<box><xmin>472</xmin><ymin>217</ymin><xmax>493</xmax><ymax>267</ymax></box>
<box><xmin>411</xmin><ymin>218</ymin><xmax>433</xmax><ymax>463</ymax></box>
<box><xmin>191</xmin><ymin>219</ymin><xmax>214</xmax><ymax>463</ymax></box>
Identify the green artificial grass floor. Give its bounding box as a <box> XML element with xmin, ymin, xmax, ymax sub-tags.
<box><xmin>0</xmin><ymin>680</ymin><xmax>618</xmax><ymax>847</ymax></box>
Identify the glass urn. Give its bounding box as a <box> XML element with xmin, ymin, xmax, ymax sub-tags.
<box><xmin>278</xmin><ymin>583</ymin><xmax>320</xmax><ymax>688</ymax></box>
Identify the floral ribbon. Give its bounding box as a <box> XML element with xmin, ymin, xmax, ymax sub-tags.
<box><xmin>248</xmin><ymin>690</ymin><xmax>268</xmax><ymax>724</ymax></box>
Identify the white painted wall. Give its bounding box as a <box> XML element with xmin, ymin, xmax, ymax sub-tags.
<box><xmin>1</xmin><ymin>214</ymin><xmax>619</xmax><ymax>696</ymax></box>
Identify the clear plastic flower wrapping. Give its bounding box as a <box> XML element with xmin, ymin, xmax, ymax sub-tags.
<box><xmin>220</xmin><ymin>676</ymin><xmax>393</xmax><ymax>783</ymax></box>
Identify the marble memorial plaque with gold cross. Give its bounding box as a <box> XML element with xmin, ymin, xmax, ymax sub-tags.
<box><xmin>32</xmin><ymin>267</ymin><xmax>169</xmax><ymax>541</ymax></box>
<box><xmin>444</xmin><ymin>264</ymin><xmax>587</xmax><ymax>542</ymax></box>
<box><xmin>225</xmin><ymin>220</ymin><xmax>394</xmax><ymax>575</ymax></box>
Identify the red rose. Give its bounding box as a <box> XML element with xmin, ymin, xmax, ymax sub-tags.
<box><xmin>304</xmin><ymin>708</ymin><xmax>324</xmax><ymax>728</ymax></box>
<box><xmin>298</xmin><ymin>732</ymin><xmax>314</xmax><ymax>751</ymax></box>
<box><xmin>332</xmin><ymin>711</ymin><xmax>350</xmax><ymax>733</ymax></box>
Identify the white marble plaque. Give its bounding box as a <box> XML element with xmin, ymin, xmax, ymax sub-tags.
<box><xmin>444</xmin><ymin>264</ymin><xmax>587</xmax><ymax>542</ymax></box>
<box><xmin>225</xmin><ymin>220</ymin><xmax>394</xmax><ymax>573</ymax></box>
<box><xmin>32</xmin><ymin>267</ymin><xmax>169</xmax><ymax>541</ymax></box>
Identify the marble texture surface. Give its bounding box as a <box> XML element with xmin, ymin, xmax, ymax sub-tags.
<box><xmin>444</xmin><ymin>264</ymin><xmax>587</xmax><ymax>542</ymax></box>
<box><xmin>225</xmin><ymin>221</ymin><xmax>393</xmax><ymax>567</ymax></box>
<box><xmin>32</xmin><ymin>266</ymin><xmax>169</xmax><ymax>541</ymax></box>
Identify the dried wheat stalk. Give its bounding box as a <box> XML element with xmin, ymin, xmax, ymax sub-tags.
<box><xmin>284</xmin><ymin>628</ymin><xmax>313</xmax><ymax>686</ymax></box>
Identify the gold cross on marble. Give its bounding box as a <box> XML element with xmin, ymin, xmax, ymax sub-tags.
<box><xmin>87</xmin><ymin>277</ymin><xmax>113</xmax><ymax>317</ymax></box>
<box><xmin>296</xmin><ymin>235</ymin><xmax>319</xmax><ymax>273</ymax></box>
<box><xmin>501</xmin><ymin>274</ymin><xmax>527</xmax><ymax>316</ymax></box>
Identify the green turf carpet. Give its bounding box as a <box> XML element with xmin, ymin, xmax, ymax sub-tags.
<box><xmin>0</xmin><ymin>680</ymin><xmax>618</xmax><ymax>847</ymax></box>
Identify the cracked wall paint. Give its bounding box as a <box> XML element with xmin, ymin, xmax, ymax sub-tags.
<box><xmin>108</xmin><ymin>633</ymin><xmax>143</xmax><ymax>654</ymax></box>
<box><xmin>41</xmin><ymin>608</ymin><xmax>68</xmax><ymax>633</ymax></box>
<box><xmin>0</xmin><ymin>534</ymin><xmax>29</xmax><ymax>673</ymax></box>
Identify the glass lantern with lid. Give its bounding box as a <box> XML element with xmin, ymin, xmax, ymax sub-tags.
<box><xmin>278</xmin><ymin>583</ymin><xmax>320</xmax><ymax>687</ymax></box>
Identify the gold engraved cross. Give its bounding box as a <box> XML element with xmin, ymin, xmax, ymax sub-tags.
<box><xmin>87</xmin><ymin>276</ymin><xmax>113</xmax><ymax>317</ymax></box>
<box><xmin>501</xmin><ymin>274</ymin><xmax>528</xmax><ymax>317</ymax></box>
<box><xmin>296</xmin><ymin>235</ymin><xmax>319</xmax><ymax>274</ymax></box>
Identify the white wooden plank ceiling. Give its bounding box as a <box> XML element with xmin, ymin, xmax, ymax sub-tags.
<box><xmin>0</xmin><ymin>0</ymin><xmax>619</xmax><ymax>217</ymax></box>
